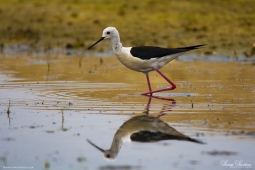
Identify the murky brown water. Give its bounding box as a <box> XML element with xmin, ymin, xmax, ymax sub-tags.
<box><xmin>0</xmin><ymin>52</ymin><xmax>254</xmax><ymax>170</ymax></box>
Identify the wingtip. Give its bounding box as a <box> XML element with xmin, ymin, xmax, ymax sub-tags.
<box><xmin>178</xmin><ymin>44</ymin><xmax>207</xmax><ymax>50</ymax></box>
<box><xmin>195</xmin><ymin>44</ymin><xmax>207</xmax><ymax>48</ymax></box>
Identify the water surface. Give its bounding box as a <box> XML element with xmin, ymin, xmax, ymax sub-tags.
<box><xmin>0</xmin><ymin>53</ymin><xmax>254</xmax><ymax>170</ymax></box>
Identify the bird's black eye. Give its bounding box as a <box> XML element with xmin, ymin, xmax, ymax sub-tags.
<box><xmin>106</xmin><ymin>31</ymin><xmax>110</xmax><ymax>34</ymax></box>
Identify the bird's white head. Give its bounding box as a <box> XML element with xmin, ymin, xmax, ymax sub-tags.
<box><xmin>87</xmin><ymin>27</ymin><xmax>121</xmax><ymax>51</ymax></box>
<box><xmin>102</xmin><ymin>27</ymin><xmax>119</xmax><ymax>40</ymax></box>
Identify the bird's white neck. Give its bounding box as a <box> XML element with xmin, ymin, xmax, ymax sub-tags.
<box><xmin>110</xmin><ymin>36</ymin><xmax>122</xmax><ymax>52</ymax></box>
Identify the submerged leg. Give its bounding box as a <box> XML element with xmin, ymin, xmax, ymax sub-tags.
<box><xmin>142</xmin><ymin>68</ymin><xmax>176</xmax><ymax>95</ymax></box>
<box><xmin>142</xmin><ymin>73</ymin><xmax>152</xmax><ymax>95</ymax></box>
<box><xmin>143</xmin><ymin>96</ymin><xmax>152</xmax><ymax>115</ymax></box>
<box><xmin>146</xmin><ymin>73</ymin><xmax>152</xmax><ymax>95</ymax></box>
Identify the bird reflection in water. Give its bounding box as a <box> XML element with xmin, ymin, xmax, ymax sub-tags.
<box><xmin>87</xmin><ymin>97</ymin><xmax>205</xmax><ymax>161</ymax></box>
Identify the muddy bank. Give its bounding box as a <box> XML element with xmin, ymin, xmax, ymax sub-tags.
<box><xmin>0</xmin><ymin>0</ymin><xmax>255</xmax><ymax>56</ymax></box>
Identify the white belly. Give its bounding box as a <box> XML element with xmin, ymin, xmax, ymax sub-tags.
<box><xmin>115</xmin><ymin>52</ymin><xmax>155</xmax><ymax>72</ymax></box>
<box><xmin>114</xmin><ymin>48</ymin><xmax>183</xmax><ymax>73</ymax></box>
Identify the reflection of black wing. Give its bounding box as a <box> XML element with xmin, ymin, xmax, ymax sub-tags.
<box><xmin>130</xmin><ymin>131</ymin><xmax>204</xmax><ymax>144</ymax></box>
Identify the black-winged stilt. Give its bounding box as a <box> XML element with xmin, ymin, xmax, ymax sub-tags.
<box><xmin>87</xmin><ymin>27</ymin><xmax>205</xmax><ymax>95</ymax></box>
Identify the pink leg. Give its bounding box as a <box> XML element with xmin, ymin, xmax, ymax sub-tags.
<box><xmin>142</xmin><ymin>69</ymin><xmax>176</xmax><ymax>95</ymax></box>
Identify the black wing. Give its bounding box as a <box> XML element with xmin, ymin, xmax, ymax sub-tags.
<box><xmin>130</xmin><ymin>131</ymin><xmax>204</xmax><ymax>144</ymax></box>
<box><xmin>130</xmin><ymin>44</ymin><xmax>205</xmax><ymax>60</ymax></box>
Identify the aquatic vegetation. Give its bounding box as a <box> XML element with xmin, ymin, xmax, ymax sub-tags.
<box><xmin>6</xmin><ymin>99</ymin><xmax>11</xmax><ymax>125</ymax></box>
<box><xmin>6</xmin><ymin>99</ymin><xmax>10</xmax><ymax>113</ymax></box>
<box><xmin>44</xmin><ymin>161</ymin><xmax>50</xmax><ymax>169</ymax></box>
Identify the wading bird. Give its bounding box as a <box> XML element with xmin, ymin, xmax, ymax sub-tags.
<box><xmin>87</xmin><ymin>27</ymin><xmax>205</xmax><ymax>95</ymax></box>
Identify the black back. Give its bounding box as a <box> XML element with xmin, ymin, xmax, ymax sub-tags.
<box><xmin>130</xmin><ymin>44</ymin><xmax>205</xmax><ymax>60</ymax></box>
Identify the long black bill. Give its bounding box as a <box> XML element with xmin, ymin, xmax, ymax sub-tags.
<box><xmin>87</xmin><ymin>37</ymin><xmax>105</xmax><ymax>50</ymax></box>
<box><xmin>86</xmin><ymin>139</ymin><xmax>105</xmax><ymax>152</ymax></box>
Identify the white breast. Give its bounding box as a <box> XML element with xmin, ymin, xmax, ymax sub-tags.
<box><xmin>114</xmin><ymin>47</ymin><xmax>156</xmax><ymax>73</ymax></box>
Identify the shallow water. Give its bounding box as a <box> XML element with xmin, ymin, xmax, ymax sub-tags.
<box><xmin>0</xmin><ymin>53</ymin><xmax>255</xmax><ymax>170</ymax></box>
